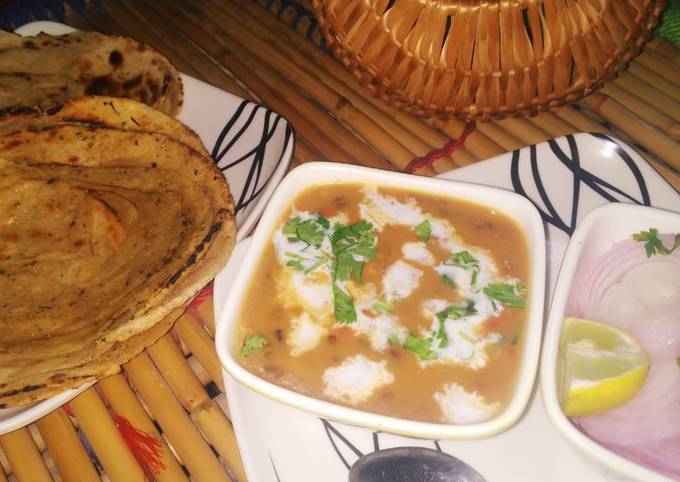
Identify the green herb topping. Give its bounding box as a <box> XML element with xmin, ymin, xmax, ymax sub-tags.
<box><xmin>332</xmin><ymin>284</ymin><xmax>357</xmax><ymax>324</ymax></box>
<box><xmin>445</xmin><ymin>251</ymin><xmax>480</xmax><ymax>287</ymax></box>
<box><xmin>436</xmin><ymin>299</ymin><xmax>477</xmax><ymax>322</ymax></box>
<box><xmin>441</xmin><ymin>274</ymin><xmax>456</xmax><ymax>288</ymax></box>
<box><xmin>414</xmin><ymin>220</ymin><xmax>432</xmax><ymax>242</ymax></box>
<box><xmin>283</xmin><ymin>213</ymin><xmax>330</xmax><ymax>246</ymax></box>
<box><xmin>633</xmin><ymin>228</ymin><xmax>680</xmax><ymax>257</ymax></box>
<box><xmin>483</xmin><ymin>282</ymin><xmax>527</xmax><ymax>309</ymax></box>
<box><xmin>240</xmin><ymin>335</ymin><xmax>268</xmax><ymax>358</ymax></box>
<box><xmin>371</xmin><ymin>299</ymin><xmax>393</xmax><ymax>315</ymax></box>
<box><xmin>403</xmin><ymin>333</ymin><xmax>438</xmax><ymax>361</ymax></box>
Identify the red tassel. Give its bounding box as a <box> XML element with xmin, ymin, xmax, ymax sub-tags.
<box><xmin>63</xmin><ymin>402</ymin><xmax>74</xmax><ymax>417</ymax></box>
<box><xmin>186</xmin><ymin>283</ymin><xmax>214</xmax><ymax>328</ymax></box>
<box><xmin>404</xmin><ymin>121</ymin><xmax>477</xmax><ymax>174</ymax></box>
<box><xmin>112</xmin><ymin>413</ymin><xmax>165</xmax><ymax>481</ymax></box>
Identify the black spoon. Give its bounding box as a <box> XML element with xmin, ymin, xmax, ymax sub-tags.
<box><xmin>348</xmin><ymin>446</ymin><xmax>487</xmax><ymax>482</ymax></box>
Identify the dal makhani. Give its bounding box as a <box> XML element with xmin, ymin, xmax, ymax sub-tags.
<box><xmin>236</xmin><ymin>183</ymin><xmax>530</xmax><ymax>424</ymax></box>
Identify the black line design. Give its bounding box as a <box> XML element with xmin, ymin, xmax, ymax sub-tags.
<box><xmin>210</xmin><ymin>100</ymin><xmax>294</xmax><ymax>215</ymax></box>
<box><xmin>269</xmin><ymin>452</ymin><xmax>282</xmax><ymax>482</ymax></box>
<box><xmin>372</xmin><ymin>431</ymin><xmax>380</xmax><ymax>452</ymax></box>
<box><xmin>322</xmin><ymin>418</ymin><xmax>364</xmax><ymax>469</ymax></box>
<box><xmin>511</xmin><ymin>133</ymin><xmax>652</xmax><ymax>235</ymax></box>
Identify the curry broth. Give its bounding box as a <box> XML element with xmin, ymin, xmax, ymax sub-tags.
<box><xmin>237</xmin><ymin>183</ymin><xmax>530</xmax><ymax>423</ymax></box>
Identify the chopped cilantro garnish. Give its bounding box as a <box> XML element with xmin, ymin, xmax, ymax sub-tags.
<box><xmin>436</xmin><ymin>299</ymin><xmax>477</xmax><ymax>322</ymax></box>
<box><xmin>459</xmin><ymin>331</ymin><xmax>477</xmax><ymax>344</ymax></box>
<box><xmin>403</xmin><ymin>334</ymin><xmax>437</xmax><ymax>360</ymax></box>
<box><xmin>484</xmin><ymin>282</ymin><xmax>527</xmax><ymax>308</ymax></box>
<box><xmin>435</xmin><ymin>318</ymin><xmax>448</xmax><ymax>348</ymax></box>
<box><xmin>633</xmin><ymin>228</ymin><xmax>680</xmax><ymax>257</ymax></box>
<box><xmin>372</xmin><ymin>299</ymin><xmax>393</xmax><ymax>315</ymax></box>
<box><xmin>333</xmin><ymin>284</ymin><xmax>356</xmax><ymax>324</ymax></box>
<box><xmin>286</xmin><ymin>259</ymin><xmax>304</xmax><ymax>271</ymax></box>
<box><xmin>441</xmin><ymin>274</ymin><xmax>457</xmax><ymax>288</ymax></box>
<box><xmin>331</xmin><ymin>220</ymin><xmax>376</xmax><ymax>283</ymax></box>
<box><xmin>283</xmin><ymin>213</ymin><xmax>329</xmax><ymax>247</ymax></box>
<box><xmin>511</xmin><ymin>327</ymin><xmax>522</xmax><ymax>345</ymax></box>
<box><xmin>240</xmin><ymin>335</ymin><xmax>268</xmax><ymax>357</ymax></box>
<box><xmin>445</xmin><ymin>251</ymin><xmax>480</xmax><ymax>287</ymax></box>
<box><xmin>414</xmin><ymin>220</ymin><xmax>432</xmax><ymax>242</ymax></box>
<box><xmin>388</xmin><ymin>334</ymin><xmax>401</xmax><ymax>345</ymax></box>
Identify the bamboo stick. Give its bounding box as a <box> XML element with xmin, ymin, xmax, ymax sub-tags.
<box><xmin>70</xmin><ymin>388</ymin><xmax>146</xmax><ymax>482</ymax></box>
<box><xmin>635</xmin><ymin>51</ymin><xmax>680</xmax><ymax>88</ymax></box>
<box><xmin>147</xmin><ymin>335</ymin><xmax>247</xmax><ymax>482</ymax></box>
<box><xmin>36</xmin><ymin>408</ymin><xmax>101</xmax><ymax>482</ymax></box>
<box><xmin>527</xmin><ymin>112</ymin><xmax>577</xmax><ymax>138</ymax></box>
<box><xmin>621</xmin><ymin>62</ymin><xmax>680</xmax><ymax>102</ymax></box>
<box><xmin>174</xmin><ymin>313</ymin><xmax>225</xmax><ymax>390</ymax></box>
<box><xmin>492</xmin><ymin>117</ymin><xmax>551</xmax><ymax>146</ymax></box>
<box><xmin>474</xmin><ymin>121</ymin><xmax>526</xmax><ymax>151</ymax></box>
<box><xmin>613</xmin><ymin>73</ymin><xmax>680</xmax><ymax>122</ymax></box>
<box><xmin>165</xmin><ymin>0</ymin><xmax>428</xmax><ymax>173</ymax></box>
<box><xmin>601</xmin><ymin>83</ymin><xmax>680</xmax><ymax>141</ymax></box>
<box><xmin>98</xmin><ymin>374</ymin><xmax>190</xmax><ymax>482</ymax></box>
<box><xmin>0</xmin><ymin>463</ymin><xmax>7</xmax><ymax>482</ymax></box>
<box><xmin>645</xmin><ymin>38</ymin><xmax>680</xmax><ymax>67</ymax></box>
<box><xmin>292</xmin><ymin>136</ymin><xmax>324</xmax><ymax>166</ymax></box>
<box><xmin>194</xmin><ymin>293</ymin><xmax>217</xmax><ymax>336</ymax></box>
<box><xmin>125</xmin><ymin>353</ymin><xmax>232</xmax><ymax>482</ymax></box>
<box><xmin>137</xmin><ymin>0</ymin><xmax>393</xmax><ymax>172</ymax></box>
<box><xmin>582</xmin><ymin>92</ymin><xmax>680</xmax><ymax>171</ymax></box>
<box><xmin>553</xmin><ymin>105</ymin><xmax>608</xmax><ymax>133</ymax></box>
<box><xmin>0</xmin><ymin>428</ymin><xmax>52</xmax><ymax>482</ymax></box>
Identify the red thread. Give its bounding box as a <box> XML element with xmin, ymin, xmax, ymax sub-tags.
<box><xmin>63</xmin><ymin>402</ymin><xmax>73</xmax><ymax>417</ymax></box>
<box><xmin>186</xmin><ymin>283</ymin><xmax>213</xmax><ymax>327</ymax></box>
<box><xmin>403</xmin><ymin>121</ymin><xmax>477</xmax><ymax>174</ymax></box>
<box><xmin>112</xmin><ymin>413</ymin><xmax>165</xmax><ymax>481</ymax></box>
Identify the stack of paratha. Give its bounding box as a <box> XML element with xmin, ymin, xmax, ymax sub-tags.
<box><xmin>0</xmin><ymin>29</ymin><xmax>182</xmax><ymax>115</ymax></box>
<box><xmin>0</xmin><ymin>97</ymin><xmax>235</xmax><ymax>406</ymax></box>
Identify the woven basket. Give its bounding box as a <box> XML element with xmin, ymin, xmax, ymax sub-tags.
<box><xmin>313</xmin><ymin>0</ymin><xmax>667</xmax><ymax>120</ymax></box>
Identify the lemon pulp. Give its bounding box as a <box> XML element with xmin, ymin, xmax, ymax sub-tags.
<box><xmin>558</xmin><ymin>316</ymin><xmax>650</xmax><ymax>417</ymax></box>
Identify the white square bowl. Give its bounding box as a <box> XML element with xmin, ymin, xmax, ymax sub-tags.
<box><xmin>540</xmin><ymin>202</ymin><xmax>680</xmax><ymax>481</ymax></box>
<box><xmin>215</xmin><ymin>161</ymin><xmax>546</xmax><ymax>440</ymax></box>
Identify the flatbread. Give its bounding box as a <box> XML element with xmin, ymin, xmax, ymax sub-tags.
<box><xmin>0</xmin><ymin>124</ymin><xmax>235</xmax><ymax>406</ymax></box>
<box><xmin>0</xmin><ymin>96</ymin><xmax>205</xmax><ymax>154</ymax></box>
<box><xmin>0</xmin><ymin>30</ymin><xmax>183</xmax><ymax>115</ymax></box>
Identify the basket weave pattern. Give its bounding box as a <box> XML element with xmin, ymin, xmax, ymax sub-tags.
<box><xmin>314</xmin><ymin>0</ymin><xmax>667</xmax><ymax>120</ymax></box>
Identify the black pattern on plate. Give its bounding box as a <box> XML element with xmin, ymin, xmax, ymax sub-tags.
<box><xmin>211</xmin><ymin>100</ymin><xmax>294</xmax><ymax>214</ymax></box>
<box><xmin>511</xmin><ymin>133</ymin><xmax>651</xmax><ymax>235</ymax></box>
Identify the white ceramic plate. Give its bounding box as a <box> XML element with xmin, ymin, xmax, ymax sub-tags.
<box><xmin>0</xmin><ymin>21</ymin><xmax>293</xmax><ymax>436</ymax></box>
<box><xmin>214</xmin><ymin>133</ymin><xmax>680</xmax><ymax>482</ymax></box>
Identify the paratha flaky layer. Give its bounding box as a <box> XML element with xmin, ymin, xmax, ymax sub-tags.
<box><xmin>0</xmin><ymin>124</ymin><xmax>235</xmax><ymax>406</ymax></box>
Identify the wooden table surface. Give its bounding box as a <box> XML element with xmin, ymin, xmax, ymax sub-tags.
<box><xmin>1</xmin><ymin>1</ymin><xmax>679</xmax><ymax>481</ymax></box>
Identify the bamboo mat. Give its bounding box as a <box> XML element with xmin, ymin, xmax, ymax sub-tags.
<box><xmin>1</xmin><ymin>1</ymin><xmax>680</xmax><ymax>481</ymax></box>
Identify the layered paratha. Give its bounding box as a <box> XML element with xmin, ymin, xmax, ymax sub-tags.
<box><xmin>0</xmin><ymin>30</ymin><xmax>182</xmax><ymax>115</ymax></box>
<box><xmin>0</xmin><ymin>123</ymin><xmax>235</xmax><ymax>406</ymax></box>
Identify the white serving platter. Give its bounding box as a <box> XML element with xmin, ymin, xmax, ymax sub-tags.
<box><xmin>214</xmin><ymin>133</ymin><xmax>680</xmax><ymax>482</ymax></box>
<box><xmin>0</xmin><ymin>20</ymin><xmax>293</xmax><ymax>436</ymax></box>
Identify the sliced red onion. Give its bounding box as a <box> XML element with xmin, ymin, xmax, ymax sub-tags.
<box><xmin>567</xmin><ymin>233</ymin><xmax>680</xmax><ymax>477</ymax></box>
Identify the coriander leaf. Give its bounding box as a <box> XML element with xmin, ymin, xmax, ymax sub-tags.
<box><xmin>414</xmin><ymin>220</ymin><xmax>432</xmax><ymax>242</ymax></box>
<box><xmin>372</xmin><ymin>299</ymin><xmax>393</xmax><ymax>315</ymax></box>
<box><xmin>436</xmin><ymin>299</ymin><xmax>477</xmax><ymax>322</ymax></box>
<box><xmin>296</xmin><ymin>218</ymin><xmax>326</xmax><ymax>246</ymax></box>
<box><xmin>484</xmin><ymin>282</ymin><xmax>527</xmax><ymax>308</ymax></box>
<box><xmin>459</xmin><ymin>331</ymin><xmax>477</xmax><ymax>344</ymax></box>
<box><xmin>334</xmin><ymin>252</ymin><xmax>365</xmax><ymax>282</ymax></box>
<box><xmin>633</xmin><ymin>229</ymin><xmax>680</xmax><ymax>257</ymax></box>
<box><xmin>240</xmin><ymin>335</ymin><xmax>268</xmax><ymax>357</ymax></box>
<box><xmin>441</xmin><ymin>274</ymin><xmax>457</xmax><ymax>288</ymax></box>
<box><xmin>445</xmin><ymin>251</ymin><xmax>480</xmax><ymax>287</ymax></box>
<box><xmin>403</xmin><ymin>334</ymin><xmax>438</xmax><ymax>360</ymax></box>
<box><xmin>435</xmin><ymin>318</ymin><xmax>449</xmax><ymax>348</ymax></box>
<box><xmin>282</xmin><ymin>216</ymin><xmax>301</xmax><ymax>238</ymax></box>
<box><xmin>304</xmin><ymin>253</ymin><xmax>330</xmax><ymax>273</ymax></box>
<box><xmin>333</xmin><ymin>284</ymin><xmax>356</xmax><ymax>324</ymax></box>
<box><xmin>286</xmin><ymin>259</ymin><xmax>304</xmax><ymax>271</ymax></box>
<box><xmin>330</xmin><ymin>220</ymin><xmax>376</xmax><ymax>283</ymax></box>
<box><xmin>388</xmin><ymin>334</ymin><xmax>401</xmax><ymax>345</ymax></box>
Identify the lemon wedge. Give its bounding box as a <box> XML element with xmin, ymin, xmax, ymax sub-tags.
<box><xmin>558</xmin><ymin>316</ymin><xmax>650</xmax><ymax>417</ymax></box>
